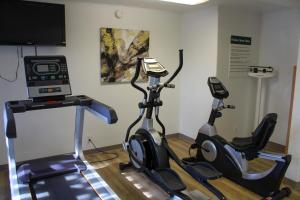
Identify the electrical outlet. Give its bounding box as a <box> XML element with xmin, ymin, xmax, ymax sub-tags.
<box><xmin>233</xmin><ymin>127</ymin><xmax>238</xmax><ymax>134</ymax></box>
<box><xmin>87</xmin><ymin>136</ymin><xmax>92</xmax><ymax>142</ymax></box>
<box><xmin>86</xmin><ymin>136</ymin><xmax>93</xmax><ymax>148</ymax></box>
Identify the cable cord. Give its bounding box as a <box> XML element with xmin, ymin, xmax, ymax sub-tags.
<box><xmin>0</xmin><ymin>47</ymin><xmax>20</xmax><ymax>83</ymax></box>
<box><xmin>88</xmin><ymin>139</ymin><xmax>119</xmax><ymax>163</ymax></box>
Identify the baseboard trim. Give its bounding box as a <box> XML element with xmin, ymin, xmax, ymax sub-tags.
<box><xmin>166</xmin><ymin>133</ymin><xmax>180</xmax><ymax>139</ymax></box>
<box><xmin>84</xmin><ymin>143</ymin><xmax>123</xmax><ymax>154</ymax></box>
<box><xmin>1</xmin><ymin>132</ymin><xmax>299</xmax><ymax>190</ymax></box>
<box><xmin>284</xmin><ymin>177</ymin><xmax>300</xmax><ymax>190</ymax></box>
<box><xmin>0</xmin><ymin>133</ymin><xmax>181</xmax><ymax>171</ymax></box>
<box><xmin>175</xmin><ymin>133</ymin><xmax>287</xmax><ymax>153</ymax></box>
<box><xmin>177</xmin><ymin>133</ymin><xmax>195</xmax><ymax>144</ymax></box>
<box><xmin>0</xmin><ymin>164</ymin><xmax>7</xmax><ymax>171</ymax></box>
<box><xmin>0</xmin><ymin>143</ymin><xmax>124</xmax><ymax>171</ymax></box>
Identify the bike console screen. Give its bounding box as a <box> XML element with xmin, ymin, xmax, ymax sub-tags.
<box><xmin>24</xmin><ymin>56</ymin><xmax>71</xmax><ymax>99</ymax></box>
<box><xmin>207</xmin><ymin>77</ymin><xmax>229</xmax><ymax>99</ymax></box>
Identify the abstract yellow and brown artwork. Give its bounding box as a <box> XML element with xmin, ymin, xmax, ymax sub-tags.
<box><xmin>100</xmin><ymin>27</ymin><xmax>150</xmax><ymax>83</ymax></box>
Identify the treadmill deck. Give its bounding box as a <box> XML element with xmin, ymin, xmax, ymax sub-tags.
<box><xmin>31</xmin><ymin>172</ymin><xmax>101</xmax><ymax>200</ymax></box>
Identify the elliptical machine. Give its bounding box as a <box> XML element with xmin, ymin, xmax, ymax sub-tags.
<box><xmin>183</xmin><ymin>77</ymin><xmax>292</xmax><ymax>199</ymax></box>
<box><xmin>120</xmin><ymin>51</ymin><xmax>226</xmax><ymax>200</ymax></box>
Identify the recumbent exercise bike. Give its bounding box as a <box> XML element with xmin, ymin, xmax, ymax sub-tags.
<box><xmin>183</xmin><ymin>77</ymin><xmax>291</xmax><ymax>200</ymax></box>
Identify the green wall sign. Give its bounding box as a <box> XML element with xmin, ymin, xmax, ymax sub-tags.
<box><xmin>231</xmin><ymin>35</ymin><xmax>252</xmax><ymax>45</ymax></box>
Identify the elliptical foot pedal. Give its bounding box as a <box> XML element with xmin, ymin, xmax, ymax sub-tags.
<box><xmin>185</xmin><ymin>162</ymin><xmax>222</xmax><ymax>180</ymax></box>
<box><xmin>182</xmin><ymin>157</ymin><xmax>199</xmax><ymax>164</ymax></box>
<box><xmin>152</xmin><ymin>168</ymin><xmax>186</xmax><ymax>192</ymax></box>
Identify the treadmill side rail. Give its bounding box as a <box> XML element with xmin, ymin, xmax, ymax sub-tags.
<box><xmin>74</xmin><ymin>105</ymin><xmax>120</xmax><ymax>199</ymax></box>
<box><xmin>6</xmin><ymin>138</ymin><xmax>31</xmax><ymax>200</ymax></box>
<box><xmin>74</xmin><ymin>106</ymin><xmax>85</xmax><ymax>160</ymax></box>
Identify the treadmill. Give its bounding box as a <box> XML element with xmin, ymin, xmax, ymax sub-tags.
<box><xmin>3</xmin><ymin>56</ymin><xmax>120</xmax><ymax>200</ymax></box>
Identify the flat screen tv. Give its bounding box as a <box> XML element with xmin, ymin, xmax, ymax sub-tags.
<box><xmin>0</xmin><ymin>1</ymin><xmax>66</xmax><ymax>46</ymax></box>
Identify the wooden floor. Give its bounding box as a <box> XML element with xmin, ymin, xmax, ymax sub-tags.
<box><xmin>0</xmin><ymin>138</ymin><xmax>299</xmax><ymax>200</ymax></box>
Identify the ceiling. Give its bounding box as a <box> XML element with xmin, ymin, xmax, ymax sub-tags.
<box><xmin>68</xmin><ymin>0</ymin><xmax>300</xmax><ymax>13</ymax></box>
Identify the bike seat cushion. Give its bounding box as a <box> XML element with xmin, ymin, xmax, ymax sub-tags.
<box><xmin>230</xmin><ymin>113</ymin><xmax>277</xmax><ymax>160</ymax></box>
<box><xmin>231</xmin><ymin>137</ymin><xmax>253</xmax><ymax>149</ymax></box>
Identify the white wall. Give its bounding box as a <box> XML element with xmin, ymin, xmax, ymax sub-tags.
<box><xmin>286</xmin><ymin>39</ymin><xmax>300</xmax><ymax>182</ymax></box>
<box><xmin>0</xmin><ymin>1</ymin><xmax>181</xmax><ymax>165</ymax></box>
<box><xmin>178</xmin><ymin>6</ymin><xmax>219</xmax><ymax>137</ymax></box>
<box><xmin>259</xmin><ymin>9</ymin><xmax>300</xmax><ymax>145</ymax></box>
<box><xmin>216</xmin><ymin>6</ymin><xmax>261</xmax><ymax>140</ymax></box>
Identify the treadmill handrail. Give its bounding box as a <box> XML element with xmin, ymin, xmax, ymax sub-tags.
<box><xmin>85</xmin><ymin>99</ymin><xmax>118</xmax><ymax>124</ymax></box>
<box><xmin>3</xmin><ymin>95</ymin><xmax>118</xmax><ymax>138</ymax></box>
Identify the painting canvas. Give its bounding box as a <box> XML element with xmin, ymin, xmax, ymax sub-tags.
<box><xmin>100</xmin><ymin>27</ymin><xmax>150</xmax><ymax>83</ymax></box>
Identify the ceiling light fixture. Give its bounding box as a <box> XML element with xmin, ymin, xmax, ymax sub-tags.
<box><xmin>159</xmin><ymin>0</ymin><xmax>210</xmax><ymax>5</ymax></box>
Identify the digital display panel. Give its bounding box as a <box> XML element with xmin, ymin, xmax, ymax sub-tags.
<box><xmin>37</xmin><ymin>65</ymin><xmax>49</xmax><ymax>73</ymax></box>
<box><xmin>148</xmin><ymin>63</ymin><xmax>163</xmax><ymax>70</ymax></box>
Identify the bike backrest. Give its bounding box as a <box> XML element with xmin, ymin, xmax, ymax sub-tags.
<box><xmin>252</xmin><ymin>113</ymin><xmax>277</xmax><ymax>151</ymax></box>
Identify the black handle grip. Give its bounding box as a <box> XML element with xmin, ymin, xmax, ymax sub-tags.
<box><xmin>158</xmin><ymin>50</ymin><xmax>183</xmax><ymax>93</ymax></box>
<box><xmin>216</xmin><ymin>112</ymin><xmax>222</xmax><ymax>118</ymax></box>
<box><xmin>164</xmin><ymin>83</ymin><xmax>175</xmax><ymax>88</ymax></box>
<box><xmin>227</xmin><ymin>105</ymin><xmax>235</xmax><ymax>109</ymax></box>
<box><xmin>131</xmin><ymin>58</ymin><xmax>147</xmax><ymax>100</ymax></box>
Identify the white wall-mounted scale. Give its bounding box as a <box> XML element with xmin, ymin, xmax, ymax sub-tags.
<box><xmin>248</xmin><ymin>66</ymin><xmax>275</xmax><ymax>128</ymax></box>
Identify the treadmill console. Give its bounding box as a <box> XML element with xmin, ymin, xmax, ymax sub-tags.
<box><xmin>207</xmin><ymin>77</ymin><xmax>229</xmax><ymax>99</ymax></box>
<box><xmin>142</xmin><ymin>58</ymin><xmax>168</xmax><ymax>78</ymax></box>
<box><xmin>24</xmin><ymin>56</ymin><xmax>71</xmax><ymax>100</ymax></box>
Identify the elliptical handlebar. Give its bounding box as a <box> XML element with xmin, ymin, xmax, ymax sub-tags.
<box><xmin>125</xmin><ymin>50</ymin><xmax>183</xmax><ymax>142</ymax></box>
<box><xmin>159</xmin><ymin>50</ymin><xmax>183</xmax><ymax>93</ymax></box>
<box><xmin>164</xmin><ymin>49</ymin><xmax>183</xmax><ymax>86</ymax></box>
<box><xmin>131</xmin><ymin>58</ymin><xmax>148</xmax><ymax>100</ymax></box>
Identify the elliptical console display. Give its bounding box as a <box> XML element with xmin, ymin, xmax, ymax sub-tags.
<box><xmin>142</xmin><ymin>58</ymin><xmax>168</xmax><ymax>77</ymax></box>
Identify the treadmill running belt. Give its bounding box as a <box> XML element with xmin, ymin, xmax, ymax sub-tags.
<box><xmin>31</xmin><ymin>172</ymin><xmax>101</xmax><ymax>200</ymax></box>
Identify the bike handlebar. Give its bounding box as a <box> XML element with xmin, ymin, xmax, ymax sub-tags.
<box><xmin>165</xmin><ymin>83</ymin><xmax>175</xmax><ymax>88</ymax></box>
<box><xmin>158</xmin><ymin>50</ymin><xmax>183</xmax><ymax>93</ymax></box>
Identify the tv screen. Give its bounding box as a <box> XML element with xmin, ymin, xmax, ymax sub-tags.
<box><xmin>0</xmin><ymin>1</ymin><xmax>66</xmax><ymax>46</ymax></box>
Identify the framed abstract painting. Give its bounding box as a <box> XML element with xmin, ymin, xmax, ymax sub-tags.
<box><xmin>100</xmin><ymin>27</ymin><xmax>150</xmax><ymax>83</ymax></box>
